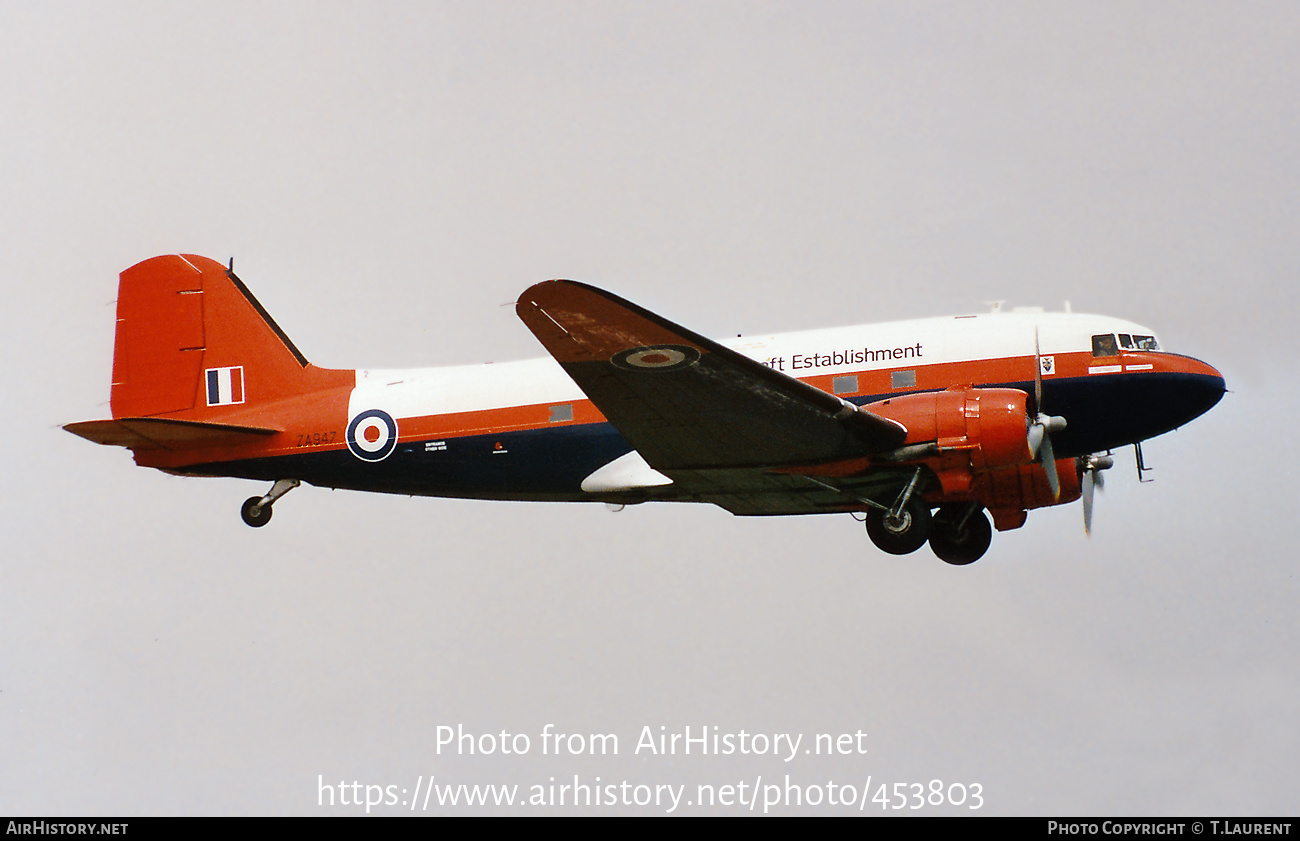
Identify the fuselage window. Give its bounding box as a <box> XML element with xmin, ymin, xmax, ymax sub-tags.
<box><xmin>1118</xmin><ymin>333</ymin><xmax>1135</xmax><ymax>350</ymax></box>
<box><xmin>891</xmin><ymin>370</ymin><xmax>916</xmax><ymax>389</ymax></box>
<box><xmin>1091</xmin><ymin>333</ymin><xmax>1119</xmax><ymax>357</ymax></box>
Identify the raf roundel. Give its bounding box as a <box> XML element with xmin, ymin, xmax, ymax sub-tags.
<box><xmin>347</xmin><ymin>409</ymin><xmax>399</xmax><ymax>462</ymax></box>
<box><xmin>610</xmin><ymin>344</ymin><xmax>701</xmax><ymax>372</ymax></box>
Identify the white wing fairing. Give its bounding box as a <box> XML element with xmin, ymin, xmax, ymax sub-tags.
<box><xmin>580</xmin><ymin>451</ymin><xmax>673</xmax><ymax>493</ymax></box>
<box><xmin>65</xmin><ymin>255</ymin><xmax>1226</xmax><ymax>563</ymax></box>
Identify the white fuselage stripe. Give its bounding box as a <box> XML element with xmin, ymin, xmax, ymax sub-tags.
<box><xmin>347</xmin><ymin>311</ymin><xmax>1158</xmax><ymax>421</ymax></box>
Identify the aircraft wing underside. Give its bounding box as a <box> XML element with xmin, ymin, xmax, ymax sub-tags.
<box><xmin>516</xmin><ymin>281</ymin><xmax>908</xmax><ymax>486</ymax></box>
<box><xmin>651</xmin><ymin>465</ymin><xmax>918</xmax><ymax>516</ymax></box>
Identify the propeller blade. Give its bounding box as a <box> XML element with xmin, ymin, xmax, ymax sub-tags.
<box><xmin>1034</xmin><ymin>326</ymin><xmax>1043</xmax><ymax>416</ymax></box>
<box><xmin>1083</xmin><ymin>470</ymin><xmax>1095</xmax><ymax>535</ymax></box>
<box><xmin>1040</xmin><ymin>428</ymin><xmax>1060</xmax><ymax>500</ymax></box>
<box><xmin>1028</xmin><ymin>336</ymin><xmax>1065</xmax><ymax>503</ymax></box>
<box><xmin>1027</xmin><ymin>423</ymin><xmax>1044</xmax><ymax>458</ymax></box>
<box><xmin>1079</xmin><ymin>453</ymin><xmax>1113</xmax><ymax>535</ymax></box>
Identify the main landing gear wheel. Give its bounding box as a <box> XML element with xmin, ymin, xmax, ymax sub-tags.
<box><xmin>241</xmin><ymin>497</ymin><xmax>272</xmax><ymax>528</ymax></box>
<box><xmin>928</xmin><ymin>504</ymin><xmax>992</xmax><ymax>566</ymax></box>
<box><xmin>866</xmin><ymin>497</ymin><xmax>932</xmax><ymax>555</ymax></box>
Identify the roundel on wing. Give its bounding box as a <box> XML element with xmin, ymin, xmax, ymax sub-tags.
<box><xmin>610</xmin><ymin>344</ymin><xmax>701</xmax><ymax>372</ymax></box>
<box><xmin>347</xmin><ymin>409</ymin><xmax>399</xmax><ymax>462</ymax></box>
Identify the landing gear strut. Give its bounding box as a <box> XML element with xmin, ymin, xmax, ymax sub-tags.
<box><xmin>928</xmin><ymin>503</ymin><xmax>992</xmax><ymax>565</ymax></box>
<box><xmin>240</xmin><ymin>479</ymin><xmax>299</xmax><ymax>528</ymax></box>
<box><xmin>865</xmin><ymin>468</ymin><xmax>932</xmax><ymax>555</ymax></box>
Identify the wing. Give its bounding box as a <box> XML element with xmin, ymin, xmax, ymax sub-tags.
<box><xmin>517</xmin><ymin>281</ymin><xmax>910</xmax><ymax>513</ymax></box>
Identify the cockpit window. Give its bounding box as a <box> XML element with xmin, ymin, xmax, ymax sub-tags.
<box><xmin>1132</xmin><ymin>334</ymin><xmax>1159</xmax><ymax>351</ymax></box>
<box><xmin>1091</xmin><ymin>333</ymin><xmax>1119</xmax><ymax>357</ymax></box>
<box><xmin>1093</xmin><ymin>332</ymin><xmax>1159</xmax><ymax>356</ymax></box>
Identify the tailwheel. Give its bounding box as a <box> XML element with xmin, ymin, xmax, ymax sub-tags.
<box><xmin>241</xmin><ymin>497</ymin><xmax>273</xmax><ymax>528</ymax></box>
<box><xmin>239</xmin><ymin>479</ymin><xmax>300</xmax><ymax>528</ymax></box>
<box><xmin>928</xmin><ymin>504</ymin><xmax>992</xmax><ymax>565</ymax></box>
<box><xmin>866</xmin><ymin>496</ymin><xmax>932</xmax><ymax>555</ymax></box>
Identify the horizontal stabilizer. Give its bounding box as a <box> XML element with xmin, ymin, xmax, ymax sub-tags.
<box><xmin>64</xmin><ymin>418</ymin><xmax>281</xmax><ymax>450</ymax></box>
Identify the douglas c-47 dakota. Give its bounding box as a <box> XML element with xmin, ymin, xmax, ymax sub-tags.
<box><xmin>66</xmin><ymin>255</ymin><xmax>1226</xmax><ymax>564</ymax></box>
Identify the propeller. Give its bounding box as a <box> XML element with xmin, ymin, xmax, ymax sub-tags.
<box><xmin>1029</xmin><ymin>327</ymin><xmax>1068</xmax><ymax>499</ymax></box>
<box><xmin>1079</xmin><ymin>453</ymin><xmax>1114</xmax><ymax>535</ymax></box>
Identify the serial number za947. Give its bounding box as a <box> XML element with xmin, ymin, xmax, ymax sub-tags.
<box><xmin>295</xmin><ymin>431</ymin><xmax>338</xmax><ymax>447</ymax></box>
<box><xmin>872</xmin><ymin>781</ymin><xmax>983</xmax><ymax>810</ymax></box>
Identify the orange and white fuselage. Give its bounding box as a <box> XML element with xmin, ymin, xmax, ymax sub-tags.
<box><xmin>67</xmin><ymin>254</ymin><xmax>1224</xmax><ymax>559</ymax></box>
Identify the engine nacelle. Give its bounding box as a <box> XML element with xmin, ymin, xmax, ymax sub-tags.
<box><xmin>865</xmin><ymin>386</ymin><xmax>1035</xmax><ymax>474</ymax></box>
<box><xmin>977</xmin><ymin>459</ymin><xmax>1083</xmax><ymax>531</ymax></box>
<box><xmin>863</xmin><ymin>387</ymin><xmax>1080</xmax><ymax>533</ymax></box>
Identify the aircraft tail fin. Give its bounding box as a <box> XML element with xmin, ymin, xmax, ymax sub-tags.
<box><xmin>108</xmin><ymin>254</ymin><xmax>349</xmax><ymax>421</ymax></box>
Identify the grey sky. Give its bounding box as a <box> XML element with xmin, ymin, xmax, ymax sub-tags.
<box><xmin>3</xmin><ymin>1</ymin><xmax>1297</xmax><ymax>814</ymax></box>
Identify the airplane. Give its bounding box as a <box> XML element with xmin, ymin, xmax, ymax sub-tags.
<box><xmin>65</xmin><ymin>254</ymin><xmax>1225</xmax><ymax>564</ymax></box>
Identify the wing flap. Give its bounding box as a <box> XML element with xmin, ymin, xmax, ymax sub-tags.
<box><xmin>517</xmin><ymin>281</ymin><xmax>906</xmax><ymax>471</ymax></box>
